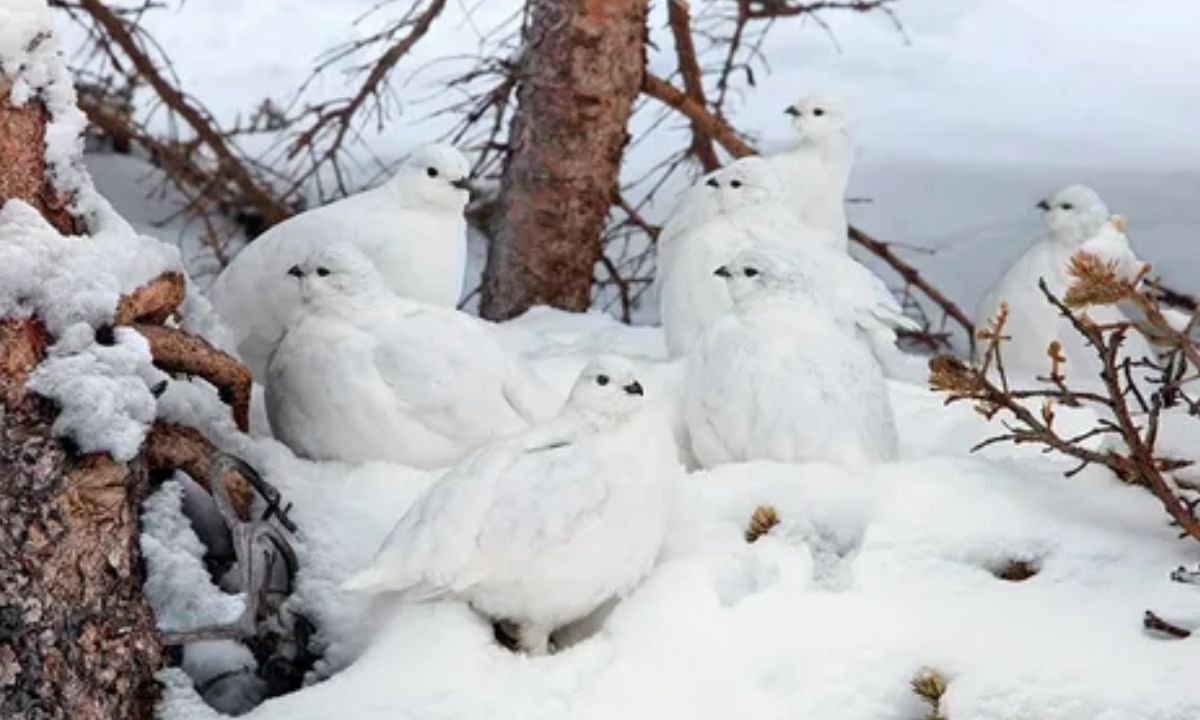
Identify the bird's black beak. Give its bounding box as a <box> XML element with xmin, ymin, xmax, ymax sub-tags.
<box><xmin>451</xmin><ymin>178</ymin><xmax>472</xmax><ymax>192</ymax></box>
<box><xmin>287</xmin><ymin>265</ymin><xmax>305</xmax><ymax>278</ymax></box>
<box><xmin>623</xmin><ymin>381</ymin><xmax>644</xmax><ymax>397</ymax></box>
<box><xmin>784</xmin><ymin>106</ymin><xmax>800</xmax><ymax>117</ymax></box>
<box><xmin>1036</xmin><ymin>199</ymin><xmax>1051</xmax><ymax>211</ymax></box>
<box><xmin>713</xmin><ymin>265</ymin><xmax>732</xmax><ymax>278</ymax></box>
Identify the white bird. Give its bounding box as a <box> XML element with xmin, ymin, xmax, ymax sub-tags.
<box><xmin>657</xmin><ymin>157</ymin><xmax>843</xmax><ymax>357</ymax></box>
<box><xmin>208</xmin><ymin>144</ymin><xmax>471</xmax><ymax>377</ymax></box>
<box><xmin>762</xmin><ymin>94</ymin><xmax>855</xmax><ymax>249</ymax></box>
<box><xmin>975</xmin><ymin>185</ymin><xmax>1157</xmax><ymax>388</ymax></box>
<box><xmin>342</xmin><ymin>355</ymin><xmax>681</xmax><ymax>655</ymax></box>
<box><xmin>657</xmin><ymin>157</ymin><xmax>914</xmax><ymax>366</ymax></box>
<box><xmin>685</xmin><ymin>246</ymin><xmax>899</xmax><ymax>471</ymax></box>
<box><xmin>265</xmin><ymin>244</ymin><xmax>559</xmax><ymax>469</ymax></box>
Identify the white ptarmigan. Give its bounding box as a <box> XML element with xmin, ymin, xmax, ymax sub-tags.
<box><xmin>656</xmin><ymin>157</ymin><xmax>914</xmax><ymax>367</ymax></box>
<box><xmin>341</xmin><ymin>355</ymin><xmax>681</xmax><ymax>655</ymax></box>
<box><xmin>208</xmin><ymin>144</ymin><xmax>471</xmax><ymax>377</ymax></box>
<box><xmin>657</xmin><ymin>157</ymin><xmax>842</xmax><ymax>358</ymax></box>
<box><xmin>265</xmin><ymin>244</ymin><xmax>559</xmax><ymax>469</ymax></box>
<box><xmin>761</xmin><ymin>94</ymin><xmax>855</xmax><ymax>250</ymax></box>
<box><xmin>685</xmin><ymin>246</ymin><xmax>898</xmax><ymax>471</ymax></box>
<box><xmin>975</xmin><ymin>184</ymin><xmax>1157</xmax><ymax>388</ymax></box>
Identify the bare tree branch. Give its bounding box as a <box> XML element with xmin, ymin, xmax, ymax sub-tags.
<box><xmin>666</xmin><ymin>0</ymin><xmax>721</xmax><ymax>171</ymax></box>
<box><xmin>286</xmin><ymin>0</ymin><xmax>448</xmax><ymax>191</ymax></box>
<box><xmin>75</xmin><ymin>0</ymin><xmax>291</xmax><ymax>226</ymax></box>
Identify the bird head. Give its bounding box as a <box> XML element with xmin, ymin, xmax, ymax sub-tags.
<box><xmin>392</xmin><ymin>143</ymin><xmax>472</xmax><ymax>211</ymax></box>
<box><xmin>565</xmin><ymin>355</ymin><xmax>647</xmax><ymax>425</ymax></box>
<box><xmin>713</xmin><ymin>245</ymin><xmax>801</xmax><ymax>305</ymax></box>
<box><xmin>783</xmin><ymin>94</ymin><xmax>852</xmax><ymax>143</ymax></box>
<box><xmin>287</xmin><ymin>244</ymin><xmax>385</xmax><ymax>308</ymax></box>
<box><xmin>1036</xmin><ymin>184</ymin><xmax>1109</xmax><ymax>246</ymax></box>
<box><xmin>704</xmin><ymin>157</ymin><xmax>784</xmax><ymax>215</ymax></box>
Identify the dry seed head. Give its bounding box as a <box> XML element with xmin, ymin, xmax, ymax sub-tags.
<box><xmin>745</xmin><ymin>504</ymin><xmax>780</xmax><ymax>543</ymax></box>
<box><xmin>929</xmin><ymin>354</ymin><xmax>984</xmax><ymax>396</ymax></box>
<box><xmin>1064</xmin><ymin>251</ymin><xmax>1130</xmax><ymax>308</ymax></box>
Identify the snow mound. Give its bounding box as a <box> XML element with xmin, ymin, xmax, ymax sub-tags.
<box><xmin>26</xmin><ymin>323</ymin><xmax>160</xmax><ymax>460</ymax></box>
<box><xmin>142</xmin><ymin>479</ymin><xmax>247</xmax><ymax>633</ymax></box>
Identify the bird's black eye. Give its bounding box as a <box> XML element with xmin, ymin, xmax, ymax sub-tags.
<box><xmin>730</xmin><ymin>179</ymin><xmax>743</xmax><ymax>189</ymax></box>
<box><xmin>813</xmin><ymin>108</ymin><xmax>825</xmax><ymax>117</ymax></box>
<box><xmin>705</xmin><ymin>177</ymin><xmax>719</xmax><ymax>188</ymax></box>
<box><xmin>426</xmin><ymin>167</ymin><xmax>439</xmax><ymax>178</ymax></box>
<box><xmin>743</xmin><ymin>267</ymin><xmax>759</xmax><ymax>278</ymax></box>
<box><xmin>596</xmin><ymin>374</ymin><xmax>610</xmax><ymax>386</ymax></box>
<box><xmin>316</xmin><ymin>267</ymin><xmax>331</xmax><ymax>277</ymax></box>
<box><xmin>1060</xmin><ymin>203</ymin><xmax>1073</xmax><ymax>211</ymax></box>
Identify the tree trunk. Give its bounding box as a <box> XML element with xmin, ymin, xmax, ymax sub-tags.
<box><xmin>480</xmin><ymin>0</ymin><xmax>649</xmax><ymax>321</ymax></box>
<box><xmin>0</xmin><ymin>80</ymin><xmax>80</xmax><ymax>235</ymax></box>
<box><xmin>1</xmin><ymin>62</ymin><xmax>162</xmax><ymax>720</ymax></box>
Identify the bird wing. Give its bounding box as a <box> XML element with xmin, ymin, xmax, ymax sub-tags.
<box><xmin>466</xmin><ymin>428</ymin><xmax>610</xmax><ymax>579</ymax></box>
<box><xmin>367</xmin><ymin>302</ymin><xmax>523</xmax><ymax>440</ymax></box>
<box><xmin>342</xmin><ymin>439</ymin><xmax>525</xmax><ymax>596</ymax></box>
<box><xmin>787</xmin><ymin>245</ymin><xmax>915</xmax><ymax>336</ymax></box>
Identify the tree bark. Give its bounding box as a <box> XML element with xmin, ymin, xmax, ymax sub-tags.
<box><xmin>1</xmin><ymin>63</ymin><xmax>161</xmax><ymax>720</ymax></box>
<box><xmin>0</xmin><ymin>320</ymin><xmax>163</xmax><ymax>720</ymax></box>
<box><xmin>0</xmin><ymin>80</ymin><xmax>79</xmax><ymax>235</ymax></box>
<box><xmin>480</xmin><ymin>0</ymin><xmax>649</xmax><ymax>320</ymax></box>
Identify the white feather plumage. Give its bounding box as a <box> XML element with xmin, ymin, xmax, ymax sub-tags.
<box><xmin>342</xmin><ymin>356</ymin><xmax>681</xmax><ymax>654</ymax></box>
<box><xmin>208</xmin><ymin>144</ymin><xmax>471</xmax><ymax>377</ymax></box>
<box><xmin>975</xmin><ymin>185</ymin><xmax>1157</xmax><ymax>388</ymax></box>
<box><xmin>685</xmin><ymin>247</ymin><xmax>899</xmax><ymax>471</ymax></box>
<box><xmin>761</xmin><ymin>94</ymin><xmax>855</xmax><ymax>248</ymax></box>
<box><xmin>265</xmin><ymin>244</ymin><xmax>560</xmax><ymax>469</ymax></box>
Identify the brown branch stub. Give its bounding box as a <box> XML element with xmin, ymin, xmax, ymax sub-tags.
<box><xmin>130</xmin><ymin>324</ymin><xmax>251</xmax><ymax>433</ymax></box>
<box><xmin>143</xmin><ymin>421</ymin><xmax>254</xmax><ymax>520</ymax></box>
<box><xmin>115</xmin><ymin>271</ymin><xmax>187</xmax><ymax>325</ymax></box>
<box><xmin>1143</xmin><ymin>610</ymin><xmax>1192</xmax><ymax>639</ymax></box>
<box><xmin>0</xmin><ymin>78</ymin><xmax>82</xmax><ymax>234</ymax></box>
<box><xmin>0</xmin><ymin>316</ymin><xmax>52</xmax><ymax>408</ymax></box>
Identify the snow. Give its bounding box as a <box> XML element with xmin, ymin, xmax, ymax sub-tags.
<box><xmin>142</xmin><ymin>478</ymin><xmax>248</xmax><ymax>633</ymax></box>
<box><xmin>145</xmin><ymin>310</ymin><xmax>1200</xmax><ymax>720</ymax></box>
<box><xmin>26</xmin><ymin>323</ymin><xmax>160</xmax><ymax>460</ymax></box>
<box><xmin>4</xmin><ymin>0</ymin><xmax>1199</xmax><ymax>717</ymax></box>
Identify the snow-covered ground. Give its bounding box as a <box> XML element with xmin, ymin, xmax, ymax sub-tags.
<box><xmin>7</xmin><ymin>1</ymin><xmax>1199</xmax><ymax>718</ymax></box>
<box><xmin>145</xmin><ymin>310</ymin><xmax>1200</xmax><ymax>720</ymax></box>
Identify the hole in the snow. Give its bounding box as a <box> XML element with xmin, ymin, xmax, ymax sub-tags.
<box><xmin>992</xmin><ymin>558</ymin><xmax>1039</xmax><ymax>582</ymax></box>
